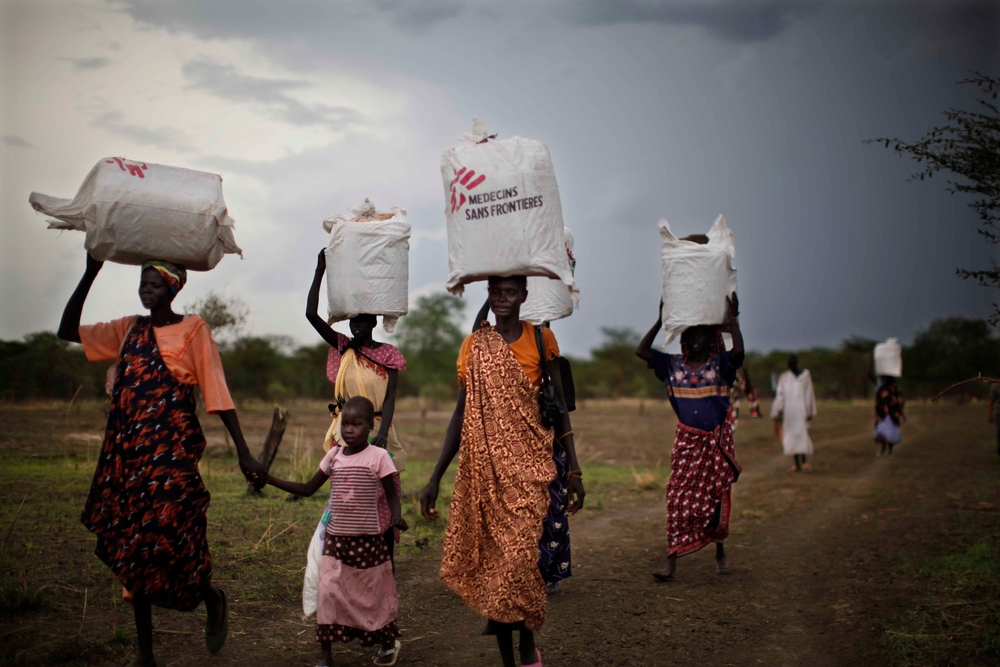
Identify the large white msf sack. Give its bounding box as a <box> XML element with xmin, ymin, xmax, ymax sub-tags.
<box><xmin>660</xmin><ymin>215</ymin><xmax>737</xmax><ymax>345</ymax></box>
<box><xmin>521</xmin><ymin>227</ymin><xmax>577</xmax><ymax>325</ymax></box>
<box><xmin>874</xmin><ymin>338</ymin><xmax>902</xmax><ymax>377</ymax></box>
<box><xmin>29</xmin><ymin>157</ymin><xmax>241</xmax><ymax>271</ymax></box>
<box><xmin>301</xmin><ymin>520</ymin><xmax>326</xmax><ymax>619</ymax></box>
<box><xmin>441</xmin><ymin>119</ymin><xmax>578</xmax><ymax>301</ymax></box>
<box><xmin>323</xmin><ymin>199</ymin><xmax>410</xmax><ymax>333</ymax></box>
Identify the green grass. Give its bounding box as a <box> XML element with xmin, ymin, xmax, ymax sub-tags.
<box><xmin>879</xmin><ymin>536</ymin><xmax>1000</xmax><ymax>666</ymax></box>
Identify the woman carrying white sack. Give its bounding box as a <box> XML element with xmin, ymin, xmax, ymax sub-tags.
<box><xmin>304</xmin><ymin>200</ymin><xmax>410</xmax><ymax>588</ymax></box>
<box><xmin>771</xmin><ymin>354</ymin><xmax>817</xmax><ymax>472</ymax></box>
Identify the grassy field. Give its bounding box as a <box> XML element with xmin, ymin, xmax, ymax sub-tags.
<box><xmin>0</xmin><ymin>398</ymin><xmax>996</xmax><ymax>666</ymax></box>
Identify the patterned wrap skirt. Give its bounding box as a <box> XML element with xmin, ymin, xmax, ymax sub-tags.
<box><xmin>81</xmin><ymin>317</ymin><xmax>212</xmax><ymax>611</ymax></box>
<box><xmin>539</xmin><ymin>436</ymin><xmax>571</xmax><ymax>585</ymax></box>
<box><xmin>666</xmin><ymin>421</ymin><xmax>742</xmax><ymax>558</ymax></box>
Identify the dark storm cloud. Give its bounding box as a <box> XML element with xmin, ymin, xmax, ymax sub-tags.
<box><xmin>90</xmin><ymin>111</ymin><xmax>196</xmax><ymax>152</ymax></box>
<box><xmin>111</xmin><ymin>0</ymin><xmax>465</xmax><ymax>38</ymax></box>
<box><xmin>60</xmin><ymin>56</ymin><xmax>112</xmax><ymax>70</ymax></box>
<box><xmin>2</xmin><ymin>136</ymin><xmax>33</xmax><ymax>148</ymax></box>
<box><xmin>564</xmin><ymin>1</ymin><xmax>817</xmax><ymax>43</ymax></box>
<box><xmin>372</xmin><ymin>0</ymin><xmax>466</xmax><ymax>30</ymax></box>
<box><xmin>181</xmin><ymin>57</ymin><xmax>363</xmax><ymax>131</ymax></box>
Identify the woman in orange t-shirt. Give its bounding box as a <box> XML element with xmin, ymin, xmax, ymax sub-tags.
<box><xmin>420</xmin><ymin>276</ymin><xmax>585</xmax><ymax>667</ymax></box>
<box><xmin>57</xmin><ymin>253</ymin><xmax>265</xmax><ymax>667</ymax></box>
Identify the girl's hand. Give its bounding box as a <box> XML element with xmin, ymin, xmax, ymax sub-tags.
<box><xmin>371</xmin><ymin>432</ymin><xmax>389</xmax><ymax>449</ymax></box>
<box><xmin>315</xmin><ymin>249</ymin><xmax>326</xmax><ymax>272</ymax></box>
<box><xmin>390</xmin><ymin>515</ymin><xmax>408</xmax><ymax>531</ymax></box>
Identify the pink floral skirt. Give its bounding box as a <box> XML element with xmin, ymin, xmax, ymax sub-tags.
<box><xmin>315</xmin><ymin>533</ymin><xmax>400</xmax><ymax>646</ymax></box>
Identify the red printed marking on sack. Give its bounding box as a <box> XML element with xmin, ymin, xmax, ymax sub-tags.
<box><xmin>106</xmin><ymin>158</ymin><xmax>149</xmax><ymax>178</ymax></box>
<box><xmin>450</xmin><ymin>168</ymin><xmax>485</xmax><ymax>213</ymax></box>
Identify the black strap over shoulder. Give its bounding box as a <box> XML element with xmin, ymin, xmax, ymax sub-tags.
<box><xmin>534</xmin><ymin>324</ymin><xmax>566</xmax><ymax>428</ymax></box>
<box><xmin>535</xmin><ymin>325</ymin><xmax>553</xmax><ymax>385</ymax></box>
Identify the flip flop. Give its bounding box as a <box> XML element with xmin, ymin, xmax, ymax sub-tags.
<box><xmin>522</xmin><ymin>648</ymin><xmax>542</xmax><ymax>667</ymax></box>
<box><xmin>651</xmin><ymin>571</ymin><xmax>675</xmax><ymax>583</ymax></box>
<box><xmin>205</xmin><ymin>588</ymin><xmax>229</xmax><ymax>655</ymax></box>
<box><xmin>373</xmin><ymin>639</ymin><xmax>401</xmax><ymax>666</ymax></box>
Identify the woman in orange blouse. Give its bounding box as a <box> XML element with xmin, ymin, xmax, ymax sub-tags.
<box><xmin>58</xmin><ymin>253</ymin><xmax>265</xmax><ymax>667</ymax></box>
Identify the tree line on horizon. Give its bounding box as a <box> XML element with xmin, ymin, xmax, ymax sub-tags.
<box><xmin>0</xmin><ymin>292</ymin><xmax>996</xmax><ymax>405</ymax></box>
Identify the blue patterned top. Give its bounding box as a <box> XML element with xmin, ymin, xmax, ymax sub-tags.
<box><xmin>648</xmin><ymin>350</ymin><xmax>740</xmax><ymax>432</ymax></box>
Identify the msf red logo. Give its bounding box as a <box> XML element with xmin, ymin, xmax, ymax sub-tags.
<box><xmin>106</xmin><ymin>157</ymin><xmax>148</xmax><ymax>178</ymax></box>
<box><xmin>450</xmin><ymin>167</ymin><xmax>485</xmax><ymax>213</ymax></box>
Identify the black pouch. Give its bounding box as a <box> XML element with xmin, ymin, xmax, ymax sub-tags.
<box><xmin>535</xmin><ymin>326</ymin><xmax>566</xmax><ymax>428</ymax></box>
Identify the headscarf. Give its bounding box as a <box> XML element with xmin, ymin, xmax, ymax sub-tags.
<box><xmin>141</xmin><ymin>260</ymin><xmax>187</xmax><ymax>297</ymax></box>
<box><xmin>680</xmin><ymin>325</ymin><xmax>726</xmax><ymax>359</ymax></box>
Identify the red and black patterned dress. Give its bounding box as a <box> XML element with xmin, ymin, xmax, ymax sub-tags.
<box><xmin>81</xmin><ymin>317</ymin><xmax>212</xmax><ymax>611</ymax></box>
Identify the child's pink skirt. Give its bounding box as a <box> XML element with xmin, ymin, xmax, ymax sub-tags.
<box><xmin>315</xmin><ymin>533</ymin><xmax>400</xmax><ymax>646</ymax></box>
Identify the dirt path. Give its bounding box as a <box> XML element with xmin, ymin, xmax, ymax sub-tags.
<box><xmin>392</xmin><ymin>407</ymin><xmax>991</xmax><ymax>667</ymax></box>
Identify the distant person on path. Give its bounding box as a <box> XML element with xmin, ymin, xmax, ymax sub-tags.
<box><xmin>771</xmin><ymin>355</ymin><xmax>817</xmax><ymax>472</ymax></box>
<box><xmin>990</xmin><ymin>377</ymin><xmax>1000</xmax><ymax>458</ymax></box>
<box><xmin>420</xmin><ymin>276</ymin><xmax>585</xmax><ymax>667</ymax></box>
<box><xmin>875</xmin><ymin>376</ymin><xmax>905</xmax><ymax>457</ymax></box>
<box><xmin>58</xmin><ymin>254</ymin><xmax>266</xmax><ymax>667</ymax></box>
<box><xmin>306</xmin><ymin>249</ymin><xmax>408</xmax><ymax>567</ymax></box>
<box><xmin>266</xmin><ymin>397</ymin><xmax>407</xmax><ymax>667</ymax></box>
<box><xmin>471</xmin><ymin>300</ymin><xmax>575</xmax><ymax>596</ymax></box>
<box><xmin>743</xmin><ymin>368</ymin><xmax>763</xmax><ymax>418</ymax></box>
<box><xmin>636</xmin><ymin>295</ymin><xmax>744</xmax><ymax>582</ymax></box>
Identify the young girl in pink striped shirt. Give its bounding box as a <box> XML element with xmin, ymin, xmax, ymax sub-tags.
<box><xmin>268</xmin><ymin>396</ymin><xmax>407</xmax><ymax>666</ymax></box>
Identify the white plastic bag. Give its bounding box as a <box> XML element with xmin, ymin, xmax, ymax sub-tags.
<box><xmin>29</xmin><ymin>157</ymin><xmax>241</xmax><ymax>271</ymax></box>
<box><xmin>440</xmin><ymin>120</ymin><xmax>578</xmax><ymax>301</ymax></box>
<box><xmin>301</xmin><ymin>520</ymin><xmax>326</xmax><ymax>619</ymax></box>
<box><xmin>323</xmin><ymin>199</ymin><xmax>410</xmax><ymax>333</ymax></box>
<box><xmin>659</xmin><ymin>215</ymin><xmax>737</xmax><ymax>345</ymax></box>
<box><xmin>521</xmin><ymin>227</ymin><xmax>577</xmax><ymax>325</ymax></box>
<box><xmin>874</xmin><ymin>338</ymin><xmax>902</xmax><ymax>377</ymax></box>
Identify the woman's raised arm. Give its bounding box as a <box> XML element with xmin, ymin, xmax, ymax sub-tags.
<box><xmin>635</xmin><ymin>300</ymin><xmax>663</xmax><ymax>362</ymax></box>
<box><xmin>305</xmin><ymin>249</ymin><xmax>341</xmax><ymax>348</ymax></box>
<box><xmin>58</xmin><ymin>254</ymin><xmax>104</xmax><ymax>343</ymax></box>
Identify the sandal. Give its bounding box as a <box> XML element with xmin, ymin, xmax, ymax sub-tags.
<box><xmin>374</xmin><ymin>639</ymin><xmax>401</xmax><ymax>666</ymax></box>
<box><xmin>205</xmin><ymin>588</ymin><xmax>229</xmax><ymax>655</ymax></box>
<box><xmin>523</xmin><ymin>648</ymin><xmax>542</xmax><ymax>667</ymax></box>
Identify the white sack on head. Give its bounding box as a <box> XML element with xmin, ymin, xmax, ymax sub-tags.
<box><xmin>441</xmin><ymin>120</ymin><xmax>578</xmax><ymax>300</ymax></box>
<box><xmin>874</xmin><ymin>338</ymin><xmax>902</xmax><ymax>377</ymax></box>
<box><xmin>659</xmin><ymin>214</ymin><xmax>737</xmax><ymax>345</ymax></box>
<box><xmin>29</xmin><ymin>157</ymin><xmax>241</xmax><ymax>271</ymax></box>
<box><xmin>323</xmin><ymin>200</ymin><xmax>410</xmax><ymax>333</ymax></box>
<box><xmin>521</xmin><ymin>227</ymin><xmax>577</xmax><ymax>325</ymax></box>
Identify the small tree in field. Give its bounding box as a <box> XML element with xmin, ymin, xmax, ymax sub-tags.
<box><xmin>185</xmin><ymin>291</ymin><xmax>249</xmax><ymax>348</ymax></box>
<box><xmin>868</xmin><ymin>73</ymin><xmax>1000</xmax><ymax>321</ymax></box>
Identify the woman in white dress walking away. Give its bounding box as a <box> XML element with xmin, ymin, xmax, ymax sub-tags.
<box><xmin>771</xmin><ymin>355</ymin><xmax>817</xmax><ymax>472</ymax></box>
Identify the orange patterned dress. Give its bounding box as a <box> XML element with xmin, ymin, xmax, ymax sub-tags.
<box><xmin>440</xmin><ymin>326</ymin><xmax>555</xmax><ymax>630</ymax></box>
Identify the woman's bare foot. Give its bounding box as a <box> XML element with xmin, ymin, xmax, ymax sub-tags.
<box><xmin>715</xmin><ymin>543</ymin><xmax>731</xmax><ymax>574</ymax></box>
<box><xmin>652</xmin><ymin>554</ymin><xmax>677</xmax><ymax>582</ymax></box>
<box><xmin>204</xmin><ymin>586</ymin><xmax>224</xmax><ymax>636</ymax></box>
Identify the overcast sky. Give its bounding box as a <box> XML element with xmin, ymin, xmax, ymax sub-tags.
<box><xmin>2</xmin><ymin>0</ymin><xmax>997</xmax><ymax>356</ymax></box>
